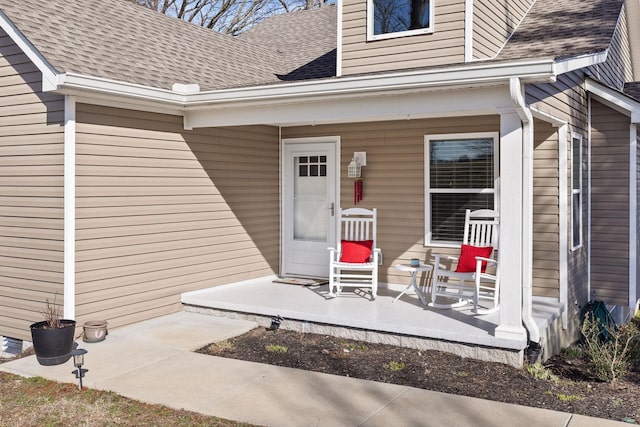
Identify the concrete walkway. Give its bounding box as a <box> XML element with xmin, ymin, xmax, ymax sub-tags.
<box><xmin>0</xmin><ymin>312</ymin><xmax>629</xmax><ymax>426</ymax></box>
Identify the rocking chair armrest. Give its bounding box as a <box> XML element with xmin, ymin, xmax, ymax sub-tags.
<box><xmin>372</xmin><ymin>247</ymin><xmax>382</xmax><ymax>264</ymax></box>
<box><xmin>474</xmin><ymin>256</ymin><xmax>498</xmax><ymax>276</ymax></box>
<box><xmin>432</xmin><ymin>253</ymin><xmax>459</xmax><ymax>262</ymax></box>
<box><xmin>474</xmin><ymin>256</ymin><xmax>497</xmax><ymax>265</ymax></box>
<box><xmin>328</xmin><ymin>247</ymin><xmax>340</xmax><ymax>260</ymax></box>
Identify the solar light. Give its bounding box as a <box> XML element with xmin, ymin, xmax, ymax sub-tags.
<box><xmin>70</xmin><ymin>348</ymin><xmax>88</xmax><ymax>390</ymax></box>
<box><xmin>269</xmin><ymin>315</ymin><xmax>283</xmax><ymax>331</ymax></box>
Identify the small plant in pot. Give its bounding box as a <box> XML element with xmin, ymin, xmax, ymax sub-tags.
<box><xmin>30</xmin><ymin>297</ymin><xmax>76</xmax><ymax>366</ymax></box>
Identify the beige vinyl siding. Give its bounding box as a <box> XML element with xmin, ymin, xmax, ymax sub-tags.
<box><xmin>472</xmin><ymin>0</ymin><xmax>534</xmax><ymax>60</ymax></box>
<box><xmin>75</xmin><ymin>104</ymin><xmax>279</xmax><ymax>330</ymax></box>
<box><xmin>282</xmin><ymin>115</ymin><xmax>499</xmax><ymax>286</ymax></box>
<box><xmin>527</xmin><ymin>72</ymin><xmax>588</xmax><ymax>130</ymax></box>
<box><xmin>626</xmin><ymin>0</ymin><xmax>640</xmax><ymax>81</ymax></box>
<box><xmin>341</xmin><ymin>0</ymin><xmax>466</xmax><ymax>76</ymax></box>
<box><xmin>590</xmin><ymin>100</ymin><xmax>630</xmax><ymax>306</ymax></box>
<box><xmin>0</xmin><ymin>30</ymin><xmax>65</xmax><ymax>341</ymax></box>
<box><xmin>527</xmin><ymin>71</ymin><xmax>589</xmax><ymax>306</ymax></box>
<box><xmin>587</xmin><ymin>6</ymin><xmax>633</xmax><ymax>90</ymax></box>
<box><xmin>532</xmin><ymin>119</ymin><xmax>560</xmax><ymax>297</ymax></box>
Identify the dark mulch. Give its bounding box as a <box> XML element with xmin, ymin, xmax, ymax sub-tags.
<box><xmin>197</xmin><ymin>327</ymin><xmax>640</xmax><ymax>424</ymax></box>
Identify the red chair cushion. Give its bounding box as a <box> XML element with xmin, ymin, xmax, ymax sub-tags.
<box><xmin>339</xmin><ymin>240</ymin><xmax>373</xmax><ymax>263</ymax></box>
<box><xmin>455</xmin><ymin>244</ymin><xmax>493</xmax><ymax>273</ymax></box>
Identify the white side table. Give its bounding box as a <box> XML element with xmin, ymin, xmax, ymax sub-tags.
<box><xmin>393</xmin><ymin>264</ymin><xmax>433</xmax><ymax>305</ymax></box>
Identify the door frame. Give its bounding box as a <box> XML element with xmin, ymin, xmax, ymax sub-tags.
<box><xmin>280</xmin><ymin>135</ymin><xmax>341</xmax><ymax>277</ymax></box>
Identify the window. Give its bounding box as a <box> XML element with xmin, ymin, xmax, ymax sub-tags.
<box><xmin>367</xmin><ymin>0</ymin><xmax>434</xmax><ymax>41</ymax></box>
<box><xmin>425</xmin><ymin>133</ymin><xmax>498</xmax><ymax>245</ymax></box>
<box><xmin>571</xmin><ymin>133</ymin><xmax>583</xmax><ymax>250</ymax></box>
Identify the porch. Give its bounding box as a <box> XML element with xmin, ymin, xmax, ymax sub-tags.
<box><xmin>181</xmin><ymin>276</ymin><xmax>565</xmax><ymax>367</ymax></box>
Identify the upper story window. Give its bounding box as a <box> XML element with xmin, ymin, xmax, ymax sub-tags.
<box><xmin>425</xmin><ymin>133</ymin><xmax>498</xmax><ymax>246</ymax></box>
<box><xmin>367</xmin><ymin>0</ymin><xmax>434</xmax><ymax>41</ymax></box>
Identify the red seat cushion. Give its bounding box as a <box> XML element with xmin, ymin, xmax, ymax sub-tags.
<box><xmin>455</xmin><ymin>244</ymin><xmax>493</xmax><ymax>273</ymax></box>
<box><xmin>339</xmin><ymin>240</ymin><xmax>373</xmax><ymax>263</ymax></box>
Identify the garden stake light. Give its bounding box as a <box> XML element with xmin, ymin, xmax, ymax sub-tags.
<box><xmin>70</xmin><ymin>348</ymin><xmax>88</xmax><ymax>390</ymax></box>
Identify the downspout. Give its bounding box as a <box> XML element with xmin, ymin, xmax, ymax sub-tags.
<box><xmin>509</xmin><ymin>77</ymin><xmax>541</xmax><ymax>345</ymax></box>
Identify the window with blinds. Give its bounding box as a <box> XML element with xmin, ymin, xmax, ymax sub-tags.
<box><xmin>425</xmin><ymin>134</ymin><xmax>498</xmax><ymax>245</ymax></box>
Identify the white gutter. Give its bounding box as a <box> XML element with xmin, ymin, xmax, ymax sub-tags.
<box><xmin>63</xmin><ymin>96</ymin><xmax>76</xmax><ymax>320</ymax></box>
<box><xmin>53</xmin><ymin>59</ymin><xmax>558</xmax><ymax>111</ymax></box>
<box><xmin>509</xmin><ymin>77</ymin><xmax>541</xmax><ymax>344</ymax></box>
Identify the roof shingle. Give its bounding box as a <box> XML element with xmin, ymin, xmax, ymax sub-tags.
<box><xmin>0</xmin><ymin>0</ymin><xmax>335</xmax><ymax>91</ymax></box>
<box><xmin>497</xmin><ymin>0</ymin><xmax>624</xmax><ymax>62</ymax></box>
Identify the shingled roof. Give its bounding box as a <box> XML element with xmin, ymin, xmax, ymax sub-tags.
<box><xmin>624</xmin><ymin>82</ymin><xmax>640</xmax><ymax>101</ymax></box>
<box><xmin>0</xmin><ymin>0</ymin><xmax>630</xmax><ymax>93</ymax></box>
<box><xmin>0</xmin><ymin>0</ymin><xmax>335</xmax><ymax>91</ymax></box>
<box><xmin>497</xmin><ymin>0</ymin><xmax>623</xmax><ymax>62</ymax></box>
<box><xmin>239</xmin><ymin>6</ymin><xmax>336</xmax><ymax>81</ymax></box>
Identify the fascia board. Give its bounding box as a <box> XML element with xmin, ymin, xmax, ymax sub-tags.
<box><xmin>0</xmin><ymin>10</ymin><xmax>58</xmax><ymax>91</ymax></box>
<box><xmin>184</xmin><ymin>85</ymin><xmax>514</xmax><ymax>128</ymax></box>
<box><xmin>553</xmin><ymin>51</ymin><xmax>608</xmax><ymax>75</ymax></box>
<box><xmin>56</xmin><ymin>73</ymin><xmax>187</xmax><ymax>105</ymax></box>
<box><xmin>586</xmin><ymin>78</ymin><xmax>640</xmax><ymax>123</ymax></box>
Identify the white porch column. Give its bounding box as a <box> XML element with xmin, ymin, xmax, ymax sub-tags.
<box><xmin>63</xmin><ymin>95</ymin><xmax>76</xmax><ymax>320</ymax></box>
<box><xmin>496</xmin><ymin>112</ymin><xmax>527</xmax><ymax>340</ymax></box>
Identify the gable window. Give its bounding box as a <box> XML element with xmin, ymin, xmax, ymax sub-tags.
<box><xmin>571</xmin><ymin>133</ymin><xmax>583</xmax><ymax>250</ymax></box>
<box><xmin>425</xmin><ymin>133</ymin><xmax>498</xmax><ymax>245</ymax></box>
<box><xmin>367</xmin><ymin>0</ymin><xmax>434</xmax><ymax>41</ymax></box>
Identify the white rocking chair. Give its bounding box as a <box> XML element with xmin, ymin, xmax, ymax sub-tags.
<box><xmin>429</xmin><ymin>209</ymin><xmax>500</xmax><ymax>314</ymax></box>
<box><xmin>328</xmin><ymin>208</ymin><xmax>381</xmax><ymax>300</ymax></box>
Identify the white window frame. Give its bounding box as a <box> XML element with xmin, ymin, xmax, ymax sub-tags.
<box><xmin>366</xmin><ymin>0</ymin><xmax>435</xmax><ymax>41</ymax></box>
<box><xmin>424</xmin><ymin>132</ymin><xmax>499</xmax><ymax>247</ymax></box>
<box><xmin>571</xmin><ymin>132</ymin><xmax>583</xmax><ymax>251</ymax></box>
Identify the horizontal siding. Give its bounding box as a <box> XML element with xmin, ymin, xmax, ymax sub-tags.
<box><xmin>527</xmin><ymin>72</ymin><xmax>588</xmax><ymax>130</ymax></box>
<box><xmin>527</xmin><ymin>71</ymin><xmax>589</xmax><ymax>307</ymax></box>
<box><xmin>532</xmin><ymin>119</ymin><xmax>560</xmax><ymax>297</ymax></box>
<box><xmin>283</xmin><ymin>115</ymin><xmax>499</xmax><ymax>285</ymax></box>
<box><xmin>341</xmin><ymin>0</ymin><xmax>466</xmax><ymax>76</ymax></box>
<box><xmin>0</xmin><ymin>30</ymin><xmax>65</xmax><ymax>341</ymax></box>
<box><xmin>590</xmin><ymin>100</ymin><xmax>630</xmax><ymax>306</ymax></box>
<box><xmin>587</xmin><ymin>5</ymin><xmax>633</xmax><ymax>90</ymax></box>
<box><xmin>75</xmin><ymin>104</ymin><xmax>279</xmax><ymax>331</ymax></box>
<box><xmin>473</xmin><ymin>0</ymin><xmax>534</xmax><ymax>59</ymax></box>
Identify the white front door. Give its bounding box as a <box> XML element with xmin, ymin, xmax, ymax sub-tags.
<box><xmin>282</xmin><ymin>138</ymin><xmax>338</xmax><ymax>278</ymax></box>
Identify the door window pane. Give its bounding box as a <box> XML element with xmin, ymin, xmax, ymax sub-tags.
<box><xmin>294</xmin><ymin>155</ymin><xmax>328</xmax><ymax>241</ymax></box>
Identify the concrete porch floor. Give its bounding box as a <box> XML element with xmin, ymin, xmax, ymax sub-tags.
<box><xmin>182</xmin><ymin>276</ymin><xmax>564</xmax><ymax>366</ymax></box>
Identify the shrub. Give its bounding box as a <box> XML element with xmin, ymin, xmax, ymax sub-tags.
<box><xmin>580</xmin><ymin>312</ymin><xmax>640</xmax><ymax>382</ymax></box>
<box><xmin>526</xmin><ymin>363</ymin><xmax>559</xmax><ymax>383</ymax></box>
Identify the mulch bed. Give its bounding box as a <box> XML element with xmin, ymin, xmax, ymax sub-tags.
<box><xmin>197</xmin><ymin>327</ymin><xmax>640</xmax><ymax>423</ymax></box>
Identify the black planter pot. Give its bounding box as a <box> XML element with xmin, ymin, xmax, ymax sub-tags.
<box><xmin>30</xmin><ymin>319</ymin><xmax>76</xmax><ymax>366</ymax></box>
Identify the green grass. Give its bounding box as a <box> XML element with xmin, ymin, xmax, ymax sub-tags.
<box><xmin>0</xmin><ymin>371</ymin><xmax>253</xmax><ymax>426</ymax></box>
